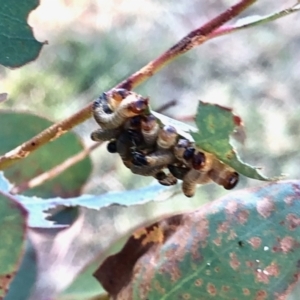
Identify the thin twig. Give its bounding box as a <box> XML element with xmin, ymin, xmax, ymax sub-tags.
<box><xmin>210</xmin><ymin>3</ymin><xmax>300</xmax><ymax>38</ymax></box>
<box><xmin>155</xmin><ymin>99</ymin><xmax>177</xmax><ymax>113</ymax></box>
<box><xmin>6</xmin><ymin>0</ymin><xmax>294</xmax><ymax>171</ymax></box>
<box><xmin>10</xmin><ymin>142</ymin><xmax>102</xmax><ymax>195</ymax></box>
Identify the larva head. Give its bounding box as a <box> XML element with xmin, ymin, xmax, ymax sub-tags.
<box><xmin>93</xmin><ymin>93</ymin><xmax>112</xmax><ymax>114</ymax></box>
<box><xmin>183</xmin><ymin>147</ymin><xmax>195</xmax><ymax>161</ymax></box>
<box><xmin>158</xmin><ymin>125</ymin><xmax>178</xmax><ymax>149</ymax></box>
<box><xmin>223</xmin><ymin>171</ymin><xmax>239</xmax><ymax>190</ymax></box>
<box><xmin>192</xmin><ymin>151</ymin><xmax>206</xmax><ymax>170</ymax></box>
<box><xmin>128</xmin><ymin>95</ymin><xmax>149</xmax><ymax>115</ymax></box>
<box><xmin>141</xmin><ymin>114</ymin><xmax>157</xmax><ymax>132</ymax></box>
<box><xmin>132</xmin><ymin>151</ymin><xmax>148</xmax><ymax>166</ymax></box>
<box><xmin>107</xmin><ymin>140</ymin><xmax>117</xmax><ymax>153</ymax></box>
<box><xmin>110</xmin><ymin>88</ymin><xmax>131</xmax><ymax>103</ymax></box>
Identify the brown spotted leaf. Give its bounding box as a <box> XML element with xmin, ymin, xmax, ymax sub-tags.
<box><xmin>0</xmin><ymin>174</ymin><xmax>27</xmax><ymax>298</ymax></box>
<box><xmin>103</xmin><ymin>180</ymin><xmax>300</xmax><ymax>300</ymax></box>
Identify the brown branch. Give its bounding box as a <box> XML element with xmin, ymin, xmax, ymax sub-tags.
<box><xmin>10</xmin><ymin>142</ymin><xmax>102</xmax><ymax>195</ymax></box>
<box><xmin>0</xmin><ymin>0</ymin><xmax>256</xmax><ymax>171</ymax></box>
<box><xmin>116</xmin><ymin>0</ymin><xmax>257</xmax><ymax>90</ymax></box>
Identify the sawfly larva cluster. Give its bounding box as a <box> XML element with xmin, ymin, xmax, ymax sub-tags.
<box><xmin>91</xmin><ymin>88</ymin><xmax>239</xmax><ymax>197</ymax></box>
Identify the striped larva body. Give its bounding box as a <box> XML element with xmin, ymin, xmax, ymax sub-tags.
<box><xmin>208</xmin><ymin>159</ymin><xmax>239</xmax><ymax>190</ymax></box>
<box><xmin>93</xmin><ymin>90</ymin><xmax>149</xmax><ymax>130</ymax></box>
<box><xmin>182</xmin><ymin>169</ymin><xmax>211</xmax><ymax>197</ymax></box>
<box><xmin>141</xmin><ymin>114</ymin><xmax>159</xmax><ymax>148</ymax></box>
<box><xmin>90</xmin><ymin>88</ymin><xmax>240</xmax><ymax>196</ymax></box>
<box><xmin>90</xmin><ymin>127</ymin><xmax>121</xmax><ymax>142</ymax></box>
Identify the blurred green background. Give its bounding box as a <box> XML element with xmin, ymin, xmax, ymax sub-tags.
<box><xmin>0</xmin><ymin>0</ymin><xmax>299</xmax><ymax>201</ymax></box>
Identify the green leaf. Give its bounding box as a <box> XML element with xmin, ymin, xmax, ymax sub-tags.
<box><xmin>0</xmin><ymin>0</ymin><xmax>44</xmax><ymax>68</ymax></box>
<box><xmin>0</xmin><ymin>177</ymin><xmax>27</xmax><ymax>298</ymax></box>
<box><xmin>0</xmin><ymin>111</ymin><xmax>92</xmax><ymax>198</ymax></box>
<box><xmin>191</xmin><ymin>101</ymin><xmax>272</xmax><ymax>180</ymax></box>
<box><xmin>57</xmin><ymin>264</ymin><xmax>107</xmax><ymax>300</ymax></box>
<box><xmin>4</xmin><ymin>239</ymin><xmax>37</xmax><ymax>300</ymax></box>
<box><xmin>116</xmin><ymin>180</ymin><xmax>300</xmax><ymax>300</ymax></box>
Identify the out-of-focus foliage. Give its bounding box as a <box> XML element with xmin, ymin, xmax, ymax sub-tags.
<box><xmin>0</xmin><ymin>112</ymin><xmax>92</xmax><ymax>198</ymax></box>
<box><xmin>0</xmin><ymin>177</ymin><xmax>27</xmax><ymax>298</ymax></box>
<box><xmin>0</xmin><ymin>0</ymin><xmax>43</xmax><ymax>67</ymax></box>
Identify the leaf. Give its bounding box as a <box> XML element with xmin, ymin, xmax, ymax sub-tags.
<box><xmin>109</xmin><ymin>180</ymin><xmax>300</xmax><ymax>300</ymax></box>
<box><xmin>0</xmin><ymin>111</ymin><xmax>92</xmax><ymax>198</ymax></box>
<box><xmin>0</xmin><ymin>177</ymin><xmax>27</xmax><ymax>298</ymax></box>
<box><xmin>0</xmin><ymin>0</ymin><xmax>44</xmax><ymax>68</ymax></box>
<box><xmin>191</xmin><ymin>101</ymin><xmax>272</xmax><ymax>180</ymax></box>
<box><xmin>4</xmin><ymin>239</ymin><xmax>37</xmax><ymax>300</ymax></box>
<box><xmin>57</xmin><ymin>264</ymin><xmax>107</xmax><ymax>300</ymax></box>
<box><xmin>0</xmin><ymin>173</ymin><xmax>186</xmax><ymax>298</ymax></box>
<box><xmin>26</xmin><ymin>186</ymin><xmax>184</xmax><ymax>299</ymax></box>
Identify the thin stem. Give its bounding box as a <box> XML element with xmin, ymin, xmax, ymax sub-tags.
<box><xmin>10</xmin><ymin>142</ymin><xmax>102</xmax><ymax>194</ymax></box>
<box><xmin>211</xmin><ymin>3</ymin><xmax>300</xmax><ymax>38</ymax></box>
<box><xmin>4</xmin><ymin>0</ymin><xmax>298</xmax><ymax>171</ymax></box>
<box><xmin>155</xmin><ymin>99</ymin><xmax>177</xmax><ymax>113</ymax></box>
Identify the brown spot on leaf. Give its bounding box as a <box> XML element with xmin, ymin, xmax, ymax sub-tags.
<box><xmin>248</xmin><ymin>237</ymin><xmax>262</xmax><ymax>249</ymax></box>
<box><xmin>225</xmin><ymin>149</ymin><xmax>235</xmax><ymax>160</ymax></box>
<box><xmin>228</xmin><ymin>229</ymin><xmax>237</xmax><ymax>240</ymax></box>
<box><xmin>206</xmin><ymin>283</ymin><xmax>217</xmax><ymax>296</ymax></box>
<box><xmin>264</xmin><ymin>262</ymin><xmax>280</xmax><ymax>277</ymax></box>
<box><xmin>229</xmin><ymin>252</ymin><xmax>240</xmax><ymax>270</ymax></box>
<box><xmin>286</xmin><ymin>214</ymin><xmax>300</xmax><ymax>230</ymax></box>
<box><xmin>194</xmin><ymin>278</ymin><xmax>203</xmax><ymax>287</ymax></box>
<box><xmin>255</xmin><ymin>269</ymin><xmax>270</xmax><ymax>284</ymax></box>
<box><xmin>213</xmin><ymin>237</ymin><xmax>222</xmax><ymax>247</ymax></box>
<box><xmin>255</xmin><ymin>289</ymin><xmax>268</xmax><ymax>300</ymax></box>
<box><xmin>257</xmin><ymin>197</ymin><xmax>275</xmax><ymax>218</ymax></box>
<box><xmin>222</xmin><ymin>285</ymin><xmax>230</xmax><ymax>293</ymax></box>
<box><xmin>243</xmin><ymin>288</ymin><xmax>251</xmax><ymax>295</ymax></box>
<box><xmin>217</xmin><ymin>221</ymin><xmax>230</xmax><ymax>233</ymax></box>
<box><xmin>237</xmin><ymin>209</ymin><xmax>250</xmax><ymax>224</ymax></box>
<box><xmin>279</xmin><ymin>236</ymin><xmax>296</xmax><ymax>254</ymax></box>
<box><xmin>182</xmin><ymin>293</ymin><xmax>191</xmax><ymax>299</ymax></box>
<box><xmin>226</xmin><ymin>201</ymin><xmax>238</xmax><ymax>214</ymax></box>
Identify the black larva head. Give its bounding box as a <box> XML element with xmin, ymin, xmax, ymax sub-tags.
<box><xmin>192</xmin><ymin>152</ymin><xmax>206</xmax><ymax>170</ymax></box>
<box><xmin>107</xmin><ymin>140</ymin><xmax>117</xmax><ymax>153</ymax></box>
<box><xmin>132</xmin><ymin>151</ymin><xmax>148</xmax><ymax>166</ymax></box>
<box><xmin>129</xmin><ymin>116</ymin><xmax>142</xmax><ymax>128</ymax></box>
<box><xmin>224</xmin><ymin>172</ymin><xmax>239</xmax><ymax>190</ymax></box>
<box><xmin>183</xmin><ymin>147</ymin><xmax>195</xmax><ymax>161</ymax></box>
